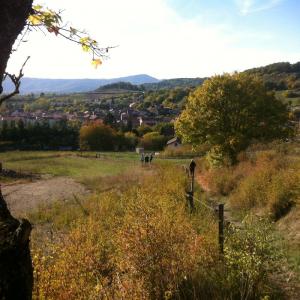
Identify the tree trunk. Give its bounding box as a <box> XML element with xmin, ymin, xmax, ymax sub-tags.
<box><xmin>0</xmin><ymin>1</ymin><xmax>33</xmax><ymax>299</ymax></box>
<box><xmin>0</xmin><ymin>0</ymin><xmax>33</xmax><ymax>93</ymax></box>
<box><xmin>0</xmin><ymin>189</ymin><xmax>33</xmax><ymax>300</ymax></box>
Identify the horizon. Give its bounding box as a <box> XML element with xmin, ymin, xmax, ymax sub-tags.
<box><xmin>6</xmin><ymin>60</ymin><xmax>299</xmax><ymax>81</ymax></box>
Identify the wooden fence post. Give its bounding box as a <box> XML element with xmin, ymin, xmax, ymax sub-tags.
<box><xmin>186</xmin><ymin>191</ymin><xmax>194</xmax><ymax>213</ymax></box>
<box><xmin>188</xmin><ymin>159</ymin><xmax>196</xmax><ymax>212</ymax></box>
<box><xmin>218</xmin><ymin>203</ymin><xmax>224</xmax><ymax>254</ymax></box>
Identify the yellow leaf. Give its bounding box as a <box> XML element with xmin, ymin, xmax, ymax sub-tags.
<box><xmin>33</xmin><ymin>5</ymin><xmax>43</xmax><ymax>11</ymax></box>
<box><xmin>82</xmin><ymin>44</ymin><xmax>90</xmax><ymax>52</ymax></box>
<box><xmin>91</xmin><ymin>59</ymin><xmax>102</xmax><ymax>69</ymax></box>
<box><xmin>80</xmin><ymin>37</ymin><xmax>89</xmax><ymax>44</ymax></box>
<box><xmin>28</xmin><ymin>14</ymin><xmax>42</xmax><ymax>25</ymax></box>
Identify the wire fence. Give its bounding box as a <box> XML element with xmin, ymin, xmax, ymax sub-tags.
<box><xmin>185</xmin><ymin>160</ymin><xmax>225</xmax><ymax>254</ymax></box>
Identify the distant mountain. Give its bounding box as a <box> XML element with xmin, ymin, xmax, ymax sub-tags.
<box><xmin>2</xmin><ymin>74</ymin><xmax>159</xmax><ymax>94</ymax></box>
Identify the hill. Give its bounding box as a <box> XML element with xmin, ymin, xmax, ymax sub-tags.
<box><xmin>244</xmin><ymin>61</ymin><xmax>300</xmax><ymax>91</ymax></box>
<box><xmin>2</xmin><ymin>74</ymin><xmax>159</xmax><ymax>94</ymax></box>
<box><xmin>244</xmin><ymin>62</ymin><xmax>300</xmax><ymax>107</ymax></box>
<box><xmin>142</xmin><ymin>77</ymin><xmax>206</xmax><ymax>90</ymax></box>
<box><xmin>94</xmin><ymin>81</ymin><xmax>143</xmax><ymax>93</ymax></box>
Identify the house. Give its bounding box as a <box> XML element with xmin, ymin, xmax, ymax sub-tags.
<box><xmin>138</xmin><ymin>116</ymin><xmax>157</xmax><ymax>127</ymax></box>
<box><xmin>166</xmin><ymin>137</ymin><xmax>181</xmax><ymax>149</ymax></box>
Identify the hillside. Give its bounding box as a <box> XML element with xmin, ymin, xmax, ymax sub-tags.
<box><xmin>94</xmin><ymin>81</ymin><xmax>143</xmax><ymax>93</ymax></box>
<box><xmin>142</xmin><ymin>77</ymin><xmax>206</xmax><ymax>90</ymax></box>
<box><xmin>244</xmin><ymin>62</ymin><xmax>300</xmax><ymax>107</ymax></box>
<box><xmin>2</xmin><ymin>74</ymin><xmax>159</xmax><ymax>94</ymax></box>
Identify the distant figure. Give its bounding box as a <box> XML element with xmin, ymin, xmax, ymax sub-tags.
<box><xmin>141</xmin><ymin>153</ymin><xmax>145</xmax><ymax>164</ymax></box>
<box><xmin>189</xmin><ymin>159</ymin><xmax>196</xmax><ymax>176</ymax></box>
<box><xmin>149</xmin><ymin>153</ymin><xmax>154</xmax><ymax>163</ymax></box>
<box><xmin>144</xmin><ymin>155</ymin><xmax>149</xmax><ymax>164</ymax></box>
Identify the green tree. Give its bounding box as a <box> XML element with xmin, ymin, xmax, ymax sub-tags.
<box><xmin>140</xmin><ymin>132</ymin><xmax>167</xmax><ymax>151</ymax></box>
<box><xmin>124</xmin><ymin>132</ymin><xmax>139</xmax><ymax>150</ymax></box>
<box><xmin>175</xmin><ymin>73</ymin><xmax>291</xmax><ymax>164</ymax></box>
<box><xmin>80</xmin><ymin>122</ymin><xmax>117</xmax><ymax>151</ymax></box>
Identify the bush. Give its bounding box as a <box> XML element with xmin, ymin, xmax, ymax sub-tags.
<box><xmin>230</xmin><ymin>152</ymin><xmax>299</xmax><ymax>219</ymax></box>
<box><xmin>224</xmin><ymin>215</ymin><xmax>283</xmax><ymax>300</ymax></box>
<box><xmin>139</xmin><ymin>131</ymin><xmax>167</xmax><ymax>150</ymax></box>
<box><xmin>284</xmin><ymin>90</ymin><xmax>300</xmax><ymax>98</ymax></box>
<box><xmin>31</xmin><ymin>164</ymin><xmax>288</xmax><ymax>299</ymax></box>
<box><xmin>161</xmin><ymin>144</ymin><xmax>209</xmax><ymax>159</ymax></box>
<box><xmin>116</xmin><ymin>188</ymin><xmax>200</xmax><ymax>299</ymax></box>
<box><xmin>79</xmin><ymin>121</ymin><xmax>117</xmax><ymax>151</ymax></box>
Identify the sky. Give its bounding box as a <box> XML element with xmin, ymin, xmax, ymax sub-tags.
<box><xmin>6</xmin><ymin>0</ymin><xmax>300</xmax><ymax>79</ymax></box>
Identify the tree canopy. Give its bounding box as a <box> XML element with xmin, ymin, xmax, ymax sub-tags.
<box><xmin>175</xmin><ymin>73</ymin><xmax>291</xmax><ymax>164</ymax></box>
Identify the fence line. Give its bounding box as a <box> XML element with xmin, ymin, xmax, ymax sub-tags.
<box><xmin>185</xmin><ymin>160</ymin><xmax>225</xmax><ymax>253</ymax></box>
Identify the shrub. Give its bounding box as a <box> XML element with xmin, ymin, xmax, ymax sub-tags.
<box><xmin>230</xmin><ymin>152</ymin><xmax>299</xmax><ymax>219</ymax></box>
<box><xmin>267</xmin><ymin>171</ymin><xmax>299</xmax><ymax>220</ymax></box>
<box><xmin>224</xmin><ymin>215</ymin><xmax>283</xmax><ymax>300</ymax></box>
<box><xmin>161</xmin><ymin>144</ymin><xmax>209</xmax><ymax>159</ymax></box>
<box><xmin>31</xmin><ymin>163</ymin><xmax>289</xmax><ymax>299</ymax></box>
<box><xmin>139</xmin><ymin>131</ymin><xmax>167</xmax><ymax>150</ymax></box>
<box><xmin>116</xmin><ymin>188</ymin><xmax>201</xmax><ymax>299</ymax></box>
<box><xmin>79</xmin><ymin>121</ymin><xmax>117</xmax><ymax>151</ymax></box>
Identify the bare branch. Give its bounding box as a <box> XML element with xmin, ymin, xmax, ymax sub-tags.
<box><xmin>0</xmin><ymin>56</ymin><xmax>30</xmax><ymax>105</ymax></box>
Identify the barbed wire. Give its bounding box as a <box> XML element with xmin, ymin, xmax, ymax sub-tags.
<box><xmin>186</xmin><ymin>193</ymin><xmax>215</xmax><ymax>211</ymax></box>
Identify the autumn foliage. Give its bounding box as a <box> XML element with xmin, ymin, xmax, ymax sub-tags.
<box><xmin>79</xmin><ymin>121</ymin><xmax>117</xmax><ymax>151</ymax></box>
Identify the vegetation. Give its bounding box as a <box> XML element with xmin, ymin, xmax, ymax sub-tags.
<box><xmin>0</xmin><ymin>151</ymin><xmax>137</xmax><ymax>180</ymax></box>
<box><xmin>25</xmin><ymin>163</ymin><xmax>288</xmax><ymax>299</ymax></box>
<box><xmin>94</xmin><ymin>81</ymin><xmax>142</xmax><ymax>92</ymax></box>
<box><xmin>139</xmin><ymin>131</ymin><xmax>168</xmax><ymax>150</ymax></box>
<box><xmin>0</xmin><ymin>4</ymin><xmax>299</xmax><ymax>296</ymax></box>
<box><xmin>142</xmin><ymin>77</ymin><xmax>206</xmax><ymax>90</ymax></box>
<box><xmin>196</xmin><ymin>141</ymin><xmax>300</xmax><ymax>291</ymax></box>
<box><xmin>175</xmin><ymin>73</ymin><xmax>292</xmax><ymax>164</ymax></box>
<box><xmin>0</xmin><ymin>119</ymin><xmax>79</xmax><ymax>150</ymax></box>
<box><xmin>80</xmin><ymin>122</ymin><xmax>118</xmax><ymax>151</ymax></box>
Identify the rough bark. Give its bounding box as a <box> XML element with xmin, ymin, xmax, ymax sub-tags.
<box><xmin>0</xmin><ymin>0</ymin><xmax>33</xmax><ymax>93</ymax></box>
<box><xmin>0</xmin><ymin>1</ymin><xmax>34</xmax><ymax>299</ymax></box>
<box><xmin>0</xmin><ymin>189</ymin><xmax>33</xmax><ymax>300</ymax></box>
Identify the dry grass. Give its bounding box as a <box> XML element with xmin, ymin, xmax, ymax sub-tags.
<box><xmin>29</xmin><ymin>164</ymin><xmax>287</xmax><ymax>299</ymax></box>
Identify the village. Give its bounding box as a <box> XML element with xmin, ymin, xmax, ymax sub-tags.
<box><xmin>0</xmin><ymin>89</ymin><xmax>181</xmax><ymax>130</ymax></box>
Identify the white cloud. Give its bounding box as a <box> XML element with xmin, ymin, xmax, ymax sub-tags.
<box><xmin>5</xmin><ymin>0</ymin><xmax>298</xmax><ymax>79</ymax></box>
<box><xmin>235</xmin><ymin>0</ymin><xmax>283</xmax><ymax>15</ymax></box>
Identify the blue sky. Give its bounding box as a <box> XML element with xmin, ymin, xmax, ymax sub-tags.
<box><xmin>6</xmin><ymin>0</ymin><xmax>300</xmax><ymax>79</ymax></box>
<box><xmin>168</xmin><ymin>0</ymin><xmax>300</xmax><ymax>50</ymax></box>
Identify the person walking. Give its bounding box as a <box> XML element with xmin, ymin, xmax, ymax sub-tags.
<box><xmin>149</xmin><ymin>153</ymin><xmax>154</xmax><ymax>163</ymax></box>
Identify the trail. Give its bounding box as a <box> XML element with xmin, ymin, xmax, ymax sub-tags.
<box><xmin>196</xmin><ymin>172</ymin><xmax>240</xmax><ymax>226</ymax></box>
<box><xmin>1</xmin><ymin>177</ymin><xmax>90</xmax><ymax>217</ymax></box>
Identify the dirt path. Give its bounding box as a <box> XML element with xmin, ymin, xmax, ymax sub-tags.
<box><xmin>1</xmin><ymin>177</ymin><xmax>90</xmax><ymax>217</ymax></box>
<box><xmin>196</xmin><ymin>172</ymin><xmax>241</xmax><ymax>226</ymax></box>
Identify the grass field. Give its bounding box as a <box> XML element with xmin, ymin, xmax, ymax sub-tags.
<box><xmin>0</xmin><ymin>151</ymin><xmax>190</xmax><ymax>192</ymax></box>
<box><xmin>0</xmin><ymin>151</ymin><xmax>138</xmax><ymax>178</ymax></box>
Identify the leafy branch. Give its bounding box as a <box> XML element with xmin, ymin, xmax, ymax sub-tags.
<box><xmin>27</xmin><ymin>4</ymin><xmax>115</xmax><ymax>68</ymax></box>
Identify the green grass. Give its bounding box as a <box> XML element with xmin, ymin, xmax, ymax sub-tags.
<box><xmin>0</xmin><ymin>151</ymin><xmax>190</xmax><ymax>187</ymax></box>
<box><xmin>0</xmin><ymin>151</ymin><xmax>138</xmax><ymax>179</ymax></box>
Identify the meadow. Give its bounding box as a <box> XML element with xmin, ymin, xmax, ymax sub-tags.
<box><xmin>1</xmin><ymin>148</ymin><xmax>299</xmax><ymax>299</ymax></box>
<box><xmin>0</xmin><ymin>151</ymin><xmax>138</xmax><ymax>178</ymax></box>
